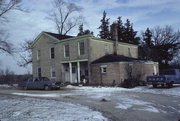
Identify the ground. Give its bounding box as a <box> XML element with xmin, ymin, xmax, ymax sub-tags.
<box><xmin>0</xmin><ymin>85</ymin><xmax>180</xmax><ymax>121</ymax></box>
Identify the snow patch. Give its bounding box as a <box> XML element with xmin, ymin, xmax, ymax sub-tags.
<box><xmin>136</xmin><ymin>106</ymin><xmax>159</xmax><ymax>113</ymax></box>
<box><xmin>12</xmin><ymin>92</ymin><xmax>60</xmax><ymax>97</ymax></box>
<box><xmin>0</xmin><ymin>84</ymin><xmax>11</xmax><ymax>88</ymax></box>
<box><xmin>0</xmin><ymin>97</ymin><xmax>108</xmax><ymax>121</ymax></box>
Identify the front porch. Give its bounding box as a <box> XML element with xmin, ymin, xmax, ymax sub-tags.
<box><xmin>61</xmin><ymin>60</ymin><xmax>89</xmax><ymax>84</ymax></box>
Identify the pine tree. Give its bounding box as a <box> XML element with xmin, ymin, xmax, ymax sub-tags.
<box><xmin>117</xmin><ymin>17</ymin><xmax>124</xmax><ymax>42</ymax></box>
<box><xmin>124</xmin><ymin>19</ymin><xmax>131</xmax><ymax>43</ymax></box>
<box><xmin>77</xmin><ymin>24</ymin><xmax>84</xmax><ymax>36</ymax></box>
<box><xmin>123</xmin><ymin>19</ymin><xmax>140</xmax><ymax>45</ymax></box>
<box><xmin>143</xmin><ymin>28</ymin><xmax>153</xmax><ymax>47</ymax></box>
<box><xmin>98</xmin><ymin>11</ymin><xmax>111</xmax><ymax>39</ymax></box>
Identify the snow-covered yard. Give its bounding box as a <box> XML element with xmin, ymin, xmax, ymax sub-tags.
<box><xmin>0</xmin><ymin>96</ymin><xmax>108</xmax><ymax>121</ymax></box>
<box><xmin>1</xmin><ymin>84</ymin><xmax>180</xmax><ymax>121</ymax></box>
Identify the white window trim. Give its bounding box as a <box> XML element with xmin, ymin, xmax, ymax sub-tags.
<box><xmin>100</xmin><ymin>65</ymin><xmax>107</xmax><ymax>74</ymax></box>
<box><xmin>78</xmin><ymin>41</ymin><xmax>85</xmax><ymax>56</ymax></box>
<box><xmin>63</xmin><ymin>44</ymin><xmax>69</xmax><ymax>58</ymax></box>
<box><xmin>78</xmin><ymin>42</ymin><xmax>80</xmax><ymax>56</ymax></box>
<box><xmin>37</xmin><ymin>50</ymin><xmax>40</xmax><ymax>60</ymax></box>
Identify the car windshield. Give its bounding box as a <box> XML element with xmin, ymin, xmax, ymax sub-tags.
<box><xmin>161</xmin><ymin>70</ymin><xmax>176</xmax><ymax>75</ymax></box>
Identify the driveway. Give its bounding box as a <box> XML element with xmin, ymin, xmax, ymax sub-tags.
<box><xmin>0</xmin><ymin>85</ymin><xmax>180</xmax><ymax>121</ymax></box>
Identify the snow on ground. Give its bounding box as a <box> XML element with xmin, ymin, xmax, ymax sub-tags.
<box><xmin>0</xmin><ymin>96</ymin><xmax>108</xmax><ymax>121</ymax></box>
<box><xmin>0</xmin><ymin>84</ymin><xmax>11</xmax><ymax>88</ymax></box>
<box><xmin>66</xmin><ymin>84</ymin><xmax>180</xmax><ymax>97</ymax></box>
<box><xmin>115</xmin><ymin>97</ymin><xmax>160</xmax><ymax>113</ymax></box>
<box><xmin>12</xmin><ymin>92</ymin><xmax>60</xmax><ymax>98</ymax></box>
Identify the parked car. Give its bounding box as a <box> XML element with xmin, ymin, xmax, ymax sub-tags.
<box><xmin>18</xmin><ymin>77</ymin><xmax>62</xmax><ymax>90</ymax></box>
<box><xmin>147</xmin><ymin>69</ymin><xmax>180</xmax><ymax>88</ymax></box>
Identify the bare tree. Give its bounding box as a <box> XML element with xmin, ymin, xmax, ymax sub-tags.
<box><xmin>152</xmin><ymin>26</ymin><xmax>180</xmax><ymax>45</ymax></box>
<box><xmin>49</xmin><ymin>0</ymin><xmax>84</xmax><ymax>35</ymax></box>
<box><xmin>0</xmin><ymin>0</ymin><xmax>24</xmax><ymax>54</ymax></box>
<box><xmin>18</xmin><ymin>39</ymin><xmax>32</xmax><ymax>67</ymax></box>
<box><xmin>151</xmin><ymin>26</ymin><xmax>180</xmax><ymax>67</ymax></box>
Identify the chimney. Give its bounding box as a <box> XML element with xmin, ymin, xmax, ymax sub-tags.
<box><xmin>110</xmin><ymin>22</ymin><xmax>118</xmax><ymax>55</ymax></box>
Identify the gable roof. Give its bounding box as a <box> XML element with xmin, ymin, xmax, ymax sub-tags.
<box><xmin>92</xmin><ymin>54</ymin><xmax>144</xmax><ymax>64</ymax></box>
<box><xmin>30</xmin><ymin>31</ymin><xmax>74</xmax><ymax>48</ymax></box>
<box><xmin>44</xmin><ymin>32</ymin><xmax>73</xmax><ymax>40</ymax></box>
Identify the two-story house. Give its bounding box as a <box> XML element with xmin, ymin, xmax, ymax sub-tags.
<box><xmin>30</xmin><ymin>31</ymin><xmax>158</xmax><ymax>85</ymax></box>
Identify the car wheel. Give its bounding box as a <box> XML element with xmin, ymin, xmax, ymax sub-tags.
<box><xmin>44</xmin><ymin>85</ymin><xmax>50</xmax><ymax>91</ymax></box>
<box><xmin>153</xmin><ymin>84</ymin><xmax>157</xmax><ymax>88</ymax></box>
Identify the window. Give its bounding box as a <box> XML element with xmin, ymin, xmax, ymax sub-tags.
<box><xmin>128</xmin><ymin>48</ymin><xmax>131</xmax><ymax>57</ymax></box>
<box><xmin>51</xmin><ymin>65</ymin><xmax>56</xmax><ymax>77</ymax></box>
<box><xmin>38</xmin><ymin>67</ymin><xmax>41</xmax><ymax>77</ymax></box>
<box><xmin>79</xmin><ymin>42</ymin><xmax>85</xmax><ymax>55</ymax></box>
<box><xmin>37</xmin><ymin>50</ymin><xmax>40</xmax><ymax>60</ymax></box>
<box><xmin>104</xmin><ymin>44</ymin><xmax>109</xmax><ymax>55</ymax></box>
<box><xmin>51</xmin><ymin>47</ymin><xmax>55</xmax><ymax>59</ymax></box>
<box><xmin>101</xmin><ymin>65</ymin><xmax>107</xmax><ymax>73</ymax></box>
<box><xmin>64</xmin><ymin>44</ymin><xmax>69</xmax><ymax>57</ymax></box>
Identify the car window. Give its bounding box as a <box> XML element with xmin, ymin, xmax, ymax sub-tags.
<box><xmin>42</xmin><ymin>77</ymin><xmax>50</xmax><ymax>81</ymax></box>
<box><xmin>34</xmin><ymin>78</ymin><xmax>39</xmax><ymax>82</ymax></box>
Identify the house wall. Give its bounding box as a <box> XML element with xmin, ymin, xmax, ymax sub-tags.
<box><xmin>91</xmin><ymin>63</ymin><xmax>120</xmax><ymax>85</ymax></box>
<box><xmin>32</xmin><ymin>34</ymin><xmax>61</xmax><ymax>81</ymax></box>
<box><xmin>89</xmin><ymin>38</ymin><xmax>138</xmax><ymax>62</ymax></box>
<box><xmin>91</xmin><ymin>62</ymin><xmax>159</xmax><ymax>86</ymax></box>
<box><xmin>58</xmin><ymin>38</ymin><xmax>89</xmax><ymax>62</ymax></box>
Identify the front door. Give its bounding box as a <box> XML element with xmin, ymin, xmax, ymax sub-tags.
<box><xmin>72</xmin><ymin>65</ymin><xmax>77</xmax><ymax>83</ymax></box>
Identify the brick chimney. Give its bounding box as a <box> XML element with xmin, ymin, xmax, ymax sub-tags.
<box><xmin>110</xmin><ymin>22</ymin><xmax>119</xmax><ymax>55</ymax></box>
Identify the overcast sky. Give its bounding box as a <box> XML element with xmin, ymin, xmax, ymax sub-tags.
<box><xmin>0</xmin><ymin>0</ymin><xmax>180</xmax><ymax>74</ymax></box>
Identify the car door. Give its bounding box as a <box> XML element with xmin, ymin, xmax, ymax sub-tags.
<box><xmin>27</xmin><ymin>78</ymin><xmax>34</xmax><ymax>89</ymax></box>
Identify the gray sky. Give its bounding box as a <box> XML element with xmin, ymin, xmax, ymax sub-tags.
<box><xmin>0</xmin><ymin>0</ymin><xmax>180</xmax><ymax>74</ymax></box>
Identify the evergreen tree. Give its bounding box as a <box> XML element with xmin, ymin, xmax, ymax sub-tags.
<box><xmin>129</xmin><ymin>24</ymin><xmax>140</xmax><ymax>45</ymax></box>
<box><xmin>139</xmin><ymin>28</ymin><xmax>153</xmax><ymax>60</ymax></box>
<box><xmin>123</xmin><ymin>19</ymin><xmax>131</xmax><ymax>43</ymax></box>
<box><xmin>117</xmin><ymin>17</ymin><xmax>124</xmax><ymax>42</ymax></box>
<box><xmin>77</xmin><ymin>24</ymin><xmax>84</xmax><ymax>36</ymax></box>
<box><xmin>143</xmin><ymin>28</ymin><xmax>153</xmax><ymax>47</ymax></box>
<box><xmin>123</xmin><ymin>19</ymin><xmax>140</xmax><ymax>45</ymax></box>
<box><xmin>98</xmin><ymin>11</ymin><xmax>111</xmax><ymax>39</ymax></box>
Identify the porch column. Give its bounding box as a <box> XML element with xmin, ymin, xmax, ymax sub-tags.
<box><xmin>69</xmin><ymin>62</ymin><xmax>72</xmax><ymax>83</ymax></box>
<box><xmin>77</xmin><ymin>62</ymin><xmax>80</xmax><ymax>83</ymax></box>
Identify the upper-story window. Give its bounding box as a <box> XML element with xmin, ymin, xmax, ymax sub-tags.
<box><xmin>128</xmin><ymin>48</ymin><xmax>131</xmax><ymax>57</ymax></box>
<box><xmin>50</xmin><ymin>47</ymin><xmax>55</xmax><ymax>59</ymax></box>
<box><xmin>64</xmin><ymin>44</ymin><xmax>69</xmax><ymax>57</ymax></box>
<box><xmin>79</xmin><ymin>42</ymin><xmax>85</xmax><ymax>55</ymax></box>
<box><xmin>37</xmin><ymin>50</ymin><xmax>41</xmax><ymax>60</ymax></box>
<box><xmin>104</xmin><ymin>44</ymin><xmax>109</xmax><ymax>55</ymax></box>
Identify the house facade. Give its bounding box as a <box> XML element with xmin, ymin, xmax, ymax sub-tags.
<box><xmin>31</xmin><ymin>31</ymin><xmax>158</xmax><ymax>85</ymax></box>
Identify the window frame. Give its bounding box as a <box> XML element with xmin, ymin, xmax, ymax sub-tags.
<box><xmin>37</xmin><ymin>67</ymin><xmax>41</xmax><ymax>77</ymax></box>
<box><xmin>101</xmin><ymin>65</ymin><xmax>107</xmax><ymax>74</ymax></box>
<box><xmin>78</xmin><ymin>41</ymin><xmax>85</xmax><ymax>55</ymax></box>
<box><xmin>50</xmin><ymin>47</ymin><xmax>55</xmax><ymax>59</ymax></box>
<box><xmin>64</xmin><ymin>44</ymin><xmax>70</xmax><ymax>57</ymax></box>
<box><xmin>37</xmin><ymin>50</ymin><xmax>41</xmax><ymax>60</ymax></box>
<box><xmin>51</xmin><ymin>65</ymin><xmax>56</xmax><ymax>78</ymax></box>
